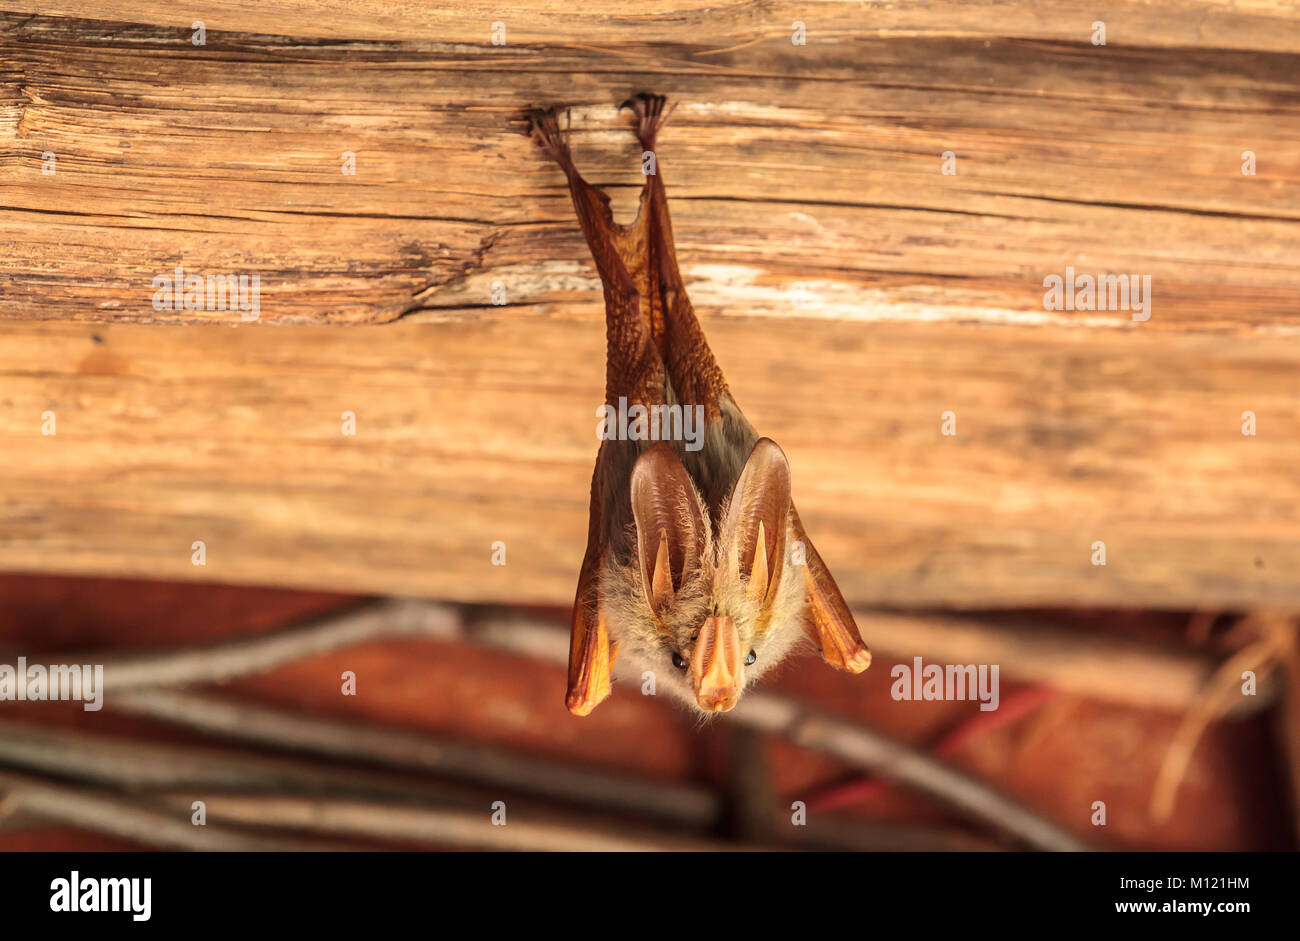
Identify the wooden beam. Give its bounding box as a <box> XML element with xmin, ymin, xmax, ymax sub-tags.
<box><xmin>2</xmin><ymin>9</ymin><xmax>1297</xmax><ymax>329</ymax></box>
<box><xmin>7</xmin><ymin>2</ymin><xmax>1300</xmax><ymax>51</ymax></box>
<box><xmin>1</xmin><ymin>320</ymin><xmax>1296</xmax><ymax>609</ymax></box>
<box><xmin>4</xmin><ymin>7</ymin><xmax>1297</xmax><ymax>609</ymax></box>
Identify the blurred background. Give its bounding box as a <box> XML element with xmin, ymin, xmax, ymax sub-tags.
<box><xmin>1</xmin><ymin>3</ymin><xmax>1298</xmax><ymax>850</ymax></box>
<box><xmin>0</xmin><ymin>576</ymin><xmax>1293</xmax><ymax>851</ymax></box>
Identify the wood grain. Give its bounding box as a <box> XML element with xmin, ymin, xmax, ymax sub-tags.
<box><xmin>7</xmin><ymin>2</ymin><xmax>1300</xmax><ymax>51</ymax></box>
<box><xmin>1</xmin><ymin>8</ymin><xmax>1298</xmax><ymax>328</ymax></box>
<box><xmin>0</xmin><ymin>320</ymin><xmax>1296</xmax><ymax>609</ymax></box>
<box><xmin>1</xmin><ymin>7</ymin><xmax>1297</xmax><ymax>609</ymax></box>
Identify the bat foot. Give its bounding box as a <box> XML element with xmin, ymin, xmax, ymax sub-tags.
<box><xmin>527</xmin><ymin>106</ymin><xmax>573</xmax><ymax>165</ymax></box>
<box><xmin>620</xmin><ymin>92</ymin><xmax>672</xmax><ymax>150</ymax></box>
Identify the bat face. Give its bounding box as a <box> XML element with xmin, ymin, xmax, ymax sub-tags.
<box><xmin>529</xmin><ymin>93</ymin><xmax>871</xmax><ymax>718</ymax></box>
<box><xmin>601</xmin><ymin>435</ymin><xmax>810</xmax><ymax>714</ymax></box>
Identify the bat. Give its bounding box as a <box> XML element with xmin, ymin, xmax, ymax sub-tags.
<box><xmin>529</xmin><ymin>93</ymin><xmax>870</xmax><ymax>716</ymax></box>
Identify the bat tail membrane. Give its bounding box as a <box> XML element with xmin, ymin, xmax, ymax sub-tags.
<box><xmin>618</xmin><ymin>95</ymin><xmax>731</xmax><ymax>417</ymax></box>
<box><xmin>529</xmin><ymin>104</ymin><xmax>665</xmax><ymax>407</ymax></box>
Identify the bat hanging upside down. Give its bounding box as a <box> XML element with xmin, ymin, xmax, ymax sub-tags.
<box><xmin>529</xmin><ymin>94</ymin><xmax>870</xmax><ymax>717</ymax></box>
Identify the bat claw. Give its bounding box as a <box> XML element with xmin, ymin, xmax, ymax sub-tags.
<box><xmin>624</xmin><ymin>92</ymin><xmax>671</xmax><ymax>149</ymax></box>
<box><xmin>528</xmin><ymin>106</ymin><xmax>573</xmax><ymax>164</ymax></box>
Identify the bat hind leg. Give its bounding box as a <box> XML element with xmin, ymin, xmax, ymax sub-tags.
<box><xmin>528</xmin><ymin>106</ymin><xmax>577</xmax><ymax>168</ymax></box>
<box><xmin>621</xmin><ymin>92</ymin><xmax>673</xmax><ymax>151</ymax></box>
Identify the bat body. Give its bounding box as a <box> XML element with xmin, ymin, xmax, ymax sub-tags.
<box><xmin>530</xmin><ymin>95</ymin><xmax>870</xmax><ymax>716</ymax></box>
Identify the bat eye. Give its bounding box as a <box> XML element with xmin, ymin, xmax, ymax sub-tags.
<box><xmin>672</xmin><ymin>652</ymin><xmax>688</xmax><ymax>670</ymax></box>
<box><xmin>745</xmin><ymin>650</ymin><xmax>756</xmax><ymax>666</ymax></box>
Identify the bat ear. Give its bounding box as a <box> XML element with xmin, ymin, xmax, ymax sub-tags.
<box><xmin>630</xmin><ymin>443</ymin><xmax>708</xmax><ymax>613</ymax></box>
<box><xmin>721</xmin><ymin>438</ymin><xmax>791</xmax><ymax>607</ymax></box>
<box><xmin>790</xmin><ymin>504</ymin><xmax>871</xmax><ymax>673</ymax></box>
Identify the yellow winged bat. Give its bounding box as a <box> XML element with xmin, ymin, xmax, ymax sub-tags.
<box><xmin>529</xmin><ymin>94</ymin><xmax>870</xmax><ymax>716</ymax></box>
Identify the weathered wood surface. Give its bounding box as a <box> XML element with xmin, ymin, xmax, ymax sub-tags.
<box><xmin>10</xmin><ymin>2</ymin><xmax>1300</xmax><ymax>51</ymax></box>
<box><xmin>1</xmin><ymin>6</ymin><xmax>1298</xmax><ymax>608</ymax></box>
<box><xmin>1</xmin><ymin>320</ymin><xmax>1296</xmax><ymax>609</ymax></box>
<box><xmin>1</xmin><ymin>7</ymin><xmax>1298</xmax><ymax>328</ymax></box>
